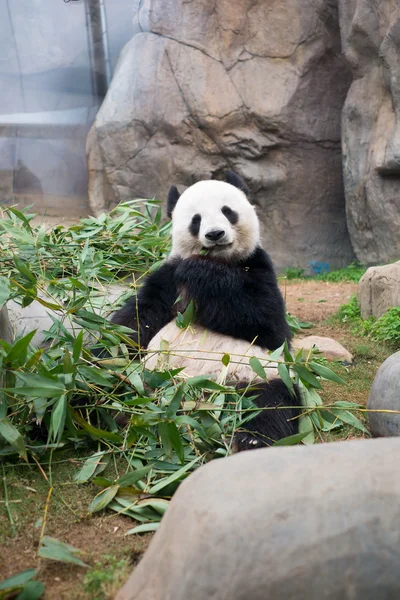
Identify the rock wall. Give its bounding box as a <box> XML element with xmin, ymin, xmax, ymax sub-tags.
<box><xmin>89</xmin><ymin>0</ymin><xmax>355</xmax><ymax>272</ymax></box>
<box><xmin>339</xmin><ymin>0</ymin><xmax>400</xmax><ymax>265</ymax></box>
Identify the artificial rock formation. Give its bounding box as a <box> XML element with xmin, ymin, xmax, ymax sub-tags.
<box><xmin>368</xmin><ymin>352</ymin><xmax>400</xmax><ymax>438</ymax></box>
<box><xmin>292</xmin><ymin>335</ymin><xmax>353</xmax><ymax>363</ymax></box>
<box><xmin>339</xmin><ymin>0</ymin><xmax>400</xmax><ymax>265</ymax></box>
<box><xmin>116</xmin><ymin>437</ymin><xmax>400</xmax><ymax>600</ymax></box>
<box><xmin>88</xmin><ymin>0</ymin><xmax>354</xmax><ymax>272</ymax></box>
<box><xmin>357</xmin><ymin>261</ymin><xmax>400</xmax><ymax>319</ymax></box>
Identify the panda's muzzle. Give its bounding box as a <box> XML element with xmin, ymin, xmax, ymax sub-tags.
<box><xmin>205</xmin><ymin>229</ymin><xmax>226</xmax><ymax>242</ymax></box>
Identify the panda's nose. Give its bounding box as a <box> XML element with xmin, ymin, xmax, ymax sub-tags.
<box><xmin>205</xmin><ymin>229</ymin><xmax>225</xmax><ymax>242</ymax></box>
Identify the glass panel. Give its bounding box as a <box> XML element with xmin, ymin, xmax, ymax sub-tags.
<box><xmin>0</xmin><ymin>0</ymin><xmax>133</xmax><ymax>217</ymax></box>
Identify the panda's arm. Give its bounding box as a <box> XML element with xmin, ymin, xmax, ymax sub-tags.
<box><xmin>111</xmin><ymin>261</ymin><xmax>179</xmax><ymax>349</ymax></box>
<box><xmin>175</xmin><ymin>248</ymin><xmax>291</xmax><ymax>350</ymax></box>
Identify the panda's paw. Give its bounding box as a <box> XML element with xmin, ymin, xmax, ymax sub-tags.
<box><xmin>232</xmin><ymin>431</ymin><xmax>269</xmax><ymax>453</ymax></box>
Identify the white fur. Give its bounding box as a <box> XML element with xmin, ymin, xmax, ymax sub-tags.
<box><xmin>170</xmin><ymin>180</ymin><xmax>260</xmax><ymax>261</ymax></box>
<box><xmin>145</xmin><ymin>322</ymin><xmax>279</xmax><ymax>384</ymax></box>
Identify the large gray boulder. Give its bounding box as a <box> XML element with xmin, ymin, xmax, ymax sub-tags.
<box><xmin>88</xmin><ymin>0</ymin><xmax>354</xmax><ymax>272</ymax></box>
<box><xmin>116</xmin><ymin>437</ymin><xmax>400</xmax><ymax>600</ymax></box>
<box><xmin>367</xmin><ymin>352</ymin><xmax>400</xmax><ymax>437</ymax></box>
<box><xmin>358</xmin><ymin>262</ymin><xmax>400</xmax><ymax>319</ymax></box>
<box><xmin>5</xmin><ymin>284</ymin><xmax>127</xmax><ymax>347</ymax></box>
<box><xmin>339</xmin><ymin>0</ymin><xmax>400</xmax><ymax>265</ymax></box>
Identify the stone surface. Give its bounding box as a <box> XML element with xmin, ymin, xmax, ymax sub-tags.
<box><xmin>357</xmin><ymin>262</ymin><xmax>400</xmax><ymax>319</ymax></box>
<box><xmin>6</xmin><ymin>284</ymin><xmax>127</xmax><ymax>347</ymax></box>
<box><xmin>116</xmin><ymin>437</ymin><xmax>400</xmax><ymax>600</ymax></box>
<box><xmin>367</xmin><ymin>352</ymin><xmax>400</xmax><ymax>438</ymax></box>
<box><xmin>292</xmin><ymin>335</ymin><xmax>353</xmax><ymax>363</ymax></box>
<box><xmin>339</xmin><ymin>0</ymin><xmax>400</xmax><ymax>265</ymax></box>
<box><xmin>0</xmin><ymin>306</ymin><xmax>13</xmax><ymax>345</ymax></box>
<box><xmin>89</xmin><ymin>0</ymin><xmax>354</xmax><ymax>271</ymax></box>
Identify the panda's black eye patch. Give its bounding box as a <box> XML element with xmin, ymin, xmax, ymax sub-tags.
<box><xmin>221</xmin><ymin>205</ymin><xmax>239</xmax><ymax>225</ymax></box>
<box><xmin>189</xmin><ymin>213</ymin><xmax>201</xmax><ymax>237</ymax></box>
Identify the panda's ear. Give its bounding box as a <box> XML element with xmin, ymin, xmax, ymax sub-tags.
<box><xmin>226</xmin><ymin>171</ymin><xmax>249</xmax><ymax>195</ymax></box>
<box><xmin>167</xmin><ymin>186</ymin><xmax>181</xmax><ymax>218</ymax></box>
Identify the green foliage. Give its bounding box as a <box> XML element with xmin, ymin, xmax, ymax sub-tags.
<box><xmin>363</xmin><ymin>307</ymin><xmax>400</xmax><ymax>346</ymax></box>
<box><xmin>281</xmin><ymin>267</ymin><xmax>305</xmax><ymax>280</ymax></box>
<box><xmin>334</xmin><ymin>294</ymin><xmax>361</xmax><ymax>323</ymax></box>
<box><xmin>39</xmin><ymin>536</ymin><xmax>88</xmax><ymax>568</ymax></box>
<box><xmin>335</xmin><ymin>294</ymin><xmax>400</xmax><ymax>348</ymax></box>
<box><xmin>281</xmin><ymin>262</ymin><xmax>367</xmax><ymax>283</ymax></box>
<box><xmin>0</xmin><ymin>204</ymin><xmax>366</xmax><ymax>533</ymax></box>
<box><xmin>316</xmin><ymin>261</ymin><xmax>367</xmax><ymax>283</ymax></box>
<box><xmin>83</xmin><ymin>556</ymin><xmax>129</xmax><ymax>600</ymax></box>
<box><xmin>0</xmin><ymin>568</ymin><xmax>44</xmax><ymax>599</ymax></box>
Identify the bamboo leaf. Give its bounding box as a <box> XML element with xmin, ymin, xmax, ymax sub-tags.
<box><xmin>148</xmin><ymin>456</ymin><xmax>202</xmax><ymax>495</ymax></box>
<box><xmin>116</xmin><ymin>466</ymin><xmax>152</xmax><ymax>487</ymax></box>
<box><xmin>330</xmin><ymin>409</ymin><xmax>369</xmax><ymax>434</ymax></box>
<box><xmin>273</xmin><ymin>431</ymin><xmax>312</xmax><ymax>446</ymax></box>
<box><xmin>167</xmin><ymin>422</ymin><xmax>185</xmax><ymax>464</ymax></box>
<box><xmin>298</xmin><ymin>414</ymin><xmax>315</xmax><ymax>445</ymax></box>
<box><xmin>0</xmin><ymin>276</ymin><xmax>10</xmax><ymax>309</ymax></box>
<box><xmin>0</xmin><ymin>418</ymin><xmax>28</xmax><ymax>461</ymax></box>
<box><xmin>293</xmin><ymin>364</ymin><xmax>322</xmax><ymax>389</ymax></box>
<box><xmin>6</xmin><ymin>331</ymin><xmax>36</xmax><ymax>366</ymax></box>
<box><xmin>0</xmin><ymin>569</ymin><xmax>37</xmax><ymax>591</ymax></box>
<box><xmin>88</xmin><ymin>485</ymin><xmax>120</xmax><ymax>514</ymax></box>
<box><xmin>166</xmin><ymin>383</ymin><xmax>185</xmax><ymax>419</ymax></box>
<box><xmin>158</xmin><ymin>422</ymin><xmax>172</xmax><ymax>457</ymax></box>
<box><xmin>13</xmin><ymin>255</ymin><xmax>36</xmax><ymax>285</ymax></box>
<box><xmin>186</xmin><ymin>376</ymin><xmax>227</xmax><ymax>391</ymax></box>
<box><xmin>277</xmin><ymin>363</ymin><xmax>294</xmax><ymax>395</ymax></box>
<box><xmin>16</xmin><ymin>580</ymin><xmax>45</xmax><ymax>600</ymax></box>
<box><xmin>309</xmin><ymin>361</ymin><xmax>345</xmax><ymax>385</ymax></box>
<box><xmin>50</xmin><ymin>395</ymin><xmax>67</xmax><ymax>442</ymax></box>
<box><xmin>73</xmin><ymin>331</ymin><xmax>84</xmax><ymax>363</ymax></box>
<box><xmin>249</xmin><ymin>357</ymin><xmax>267</xmax><ymax>380</ymax></box>
<box><xmin>70</xmin><ymin>409</ymin><xmax>123</xmax><ymax>443</ymax></box>
<box><xmin>74</xmin><ymin>452</ymin><xmax>108</xmax><ymax>484</ymax></box>
<box><xmin>268</xmin><ymin>343</ymin><xmax>285</xmax><ymax>361</ymax></box>
<box><xmin>39</xmin><ymin>536</ymin><xmax>88</xmax><ymax>567</ymax></box>
<box><xmin>125</xmin><ymin>522</ymin><xmax>160</xmax><ymax>535</ymax></box>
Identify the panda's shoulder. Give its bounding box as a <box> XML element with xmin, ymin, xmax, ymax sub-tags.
<box><xmin>243</xmin><ymin>246</ymin><xmax>274</xmax><ymax>271</ymax></box>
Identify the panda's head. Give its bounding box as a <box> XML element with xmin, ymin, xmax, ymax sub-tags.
<box><xmin>167</xmin><ymin>172</ymin><xmax>260</xmax><ymax>261</ymax></box>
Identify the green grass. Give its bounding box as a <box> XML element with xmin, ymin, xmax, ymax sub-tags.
<box><xmin>280</xmin><ymin>261</ymin><xmax>367</xmax><ymax>283</ymax></box>
<box><xmin>331</xmin><ymin>294</ymin><xmax>400</xmax><ymax>348</ymax></box>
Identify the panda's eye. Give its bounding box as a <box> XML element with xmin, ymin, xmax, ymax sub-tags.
<box><xmin>189</xmin><ymin>214</ymin><xmax>201</xmax><ymax>237</ymax></box>
<box><xmin>221</xmin><ymin>205</ymin><xmax>239</xmax><ymax>225</ymax></box>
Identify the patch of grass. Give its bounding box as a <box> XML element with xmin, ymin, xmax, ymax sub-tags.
<box><xmin>84</xmin><ymin>555</ymin><xmax>131</xmax><ymax>600</ymax></box>
<box><xmin>353</xmin><ymin>344</ymin><xmax>376</xmax><ymax>360</ymax></box>
<box><xmin>281</xmin><ymin>267</ymin><xmax>306</xmax><ymax>280</ymax></box>
<box><xmin>331</xmin><ymin>294</ymin><xmax>361</xmax><ymax>324</ymax></box>
<box><xmin>332</xmin><ymin>295</ymin><xmax>400</xmax><ymax>348</ymax></box>
<box><xmin>316</xmin><ymin>261</ymin><xmax>367</xmax><ymax>283</ymax></box>
<box><xmin>280</xmin><ymin>262</ymin><xmax>367</xmax><ymax>283</ymax></box>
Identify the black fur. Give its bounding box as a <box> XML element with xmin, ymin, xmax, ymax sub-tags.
<box><xmin>174</xmin><ymin>247</ymin><xmax>291</xmax><ymax>350</ymax></box>
<box><xmin>112</xmin><ymin>246</ymin><xmax>291</xmax><ymax>352</ymax></box>
<box><xmin>234</xmin><ymin>381</ymin><xmax>302</xmax><ymax>451</ymax></box>
<box><xmin>189</xmin><ymin>214</ymin><xmax>201</xmax><ymax>237</ymax></box>
<box><xmin>225</xmin><ymin>170</ymin><xmax>249</xmax><ymax>195</ymax></box>
<box><xmin>111</xmin><ymin>261</ymin><xmax>178</xmax><ymax>349</ymax></box>
<box><xmin>221</xmin><ymin>205</ymin><xmax>239</xmax><ymax>225</ymax></box>
<box><xmin>167</xmin><ymin>185</ymin><xmax>180</xmax><ymax>218</ymax></box>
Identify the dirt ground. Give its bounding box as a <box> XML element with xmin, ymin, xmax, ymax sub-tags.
<box><xmin>280</xmin><ymin>279</ymin><xmax>357</xmax><ymax>323</ymax></box>
<box><xmin>0</xmin><ymin>279</ymin><xmax>391</xmax><ymax>599</ymax></box>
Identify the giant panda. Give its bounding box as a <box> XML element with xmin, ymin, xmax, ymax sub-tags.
<box><xmin>112</xmin><ymin>171</ymin><xmax>302</xmax><ymax>451</ymax></box>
